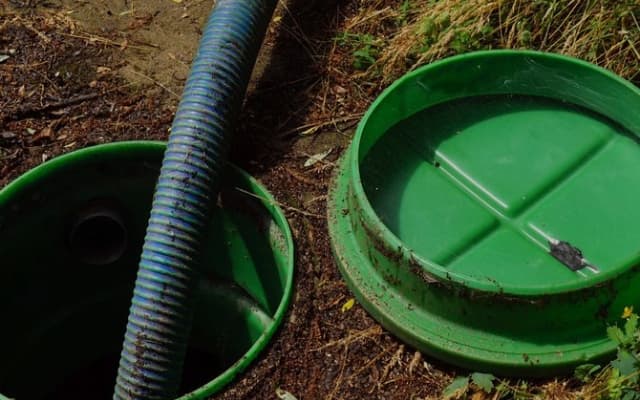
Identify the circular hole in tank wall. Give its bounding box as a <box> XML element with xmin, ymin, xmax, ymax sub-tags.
<box><xmin>68</xmin><ymin>199</ymin><xmax>129</xmax><ymax>266</ymax></box>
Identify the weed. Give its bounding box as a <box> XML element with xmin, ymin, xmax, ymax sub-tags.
<box><xmin>603</xmin><ymin>310</ymin><xmax>640</xmax><ymax>399</ymax></box>
<box><xmin>335</xmin><ymin>32</ymin><xmax>381</xmax><ymax>70</ymax></box>
<box><xmin>440</xmin><ymin>308</ymin><xmax>640</xmax><ymax>399</ymax></box>
<box><xmin>398</xmin><ymin>0</ymin><xmax>411</xmax><ymax>26</ymax></box>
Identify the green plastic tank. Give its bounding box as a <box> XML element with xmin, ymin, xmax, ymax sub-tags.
<box><xmin>0</xmin><ymin>141</ymin><xmax>293</xmax><ymax>399</ymax></box>
<box><xmin>328</xmin><ymin>50</ymin><xmax>640</xmax><ymax>376</ymax></box>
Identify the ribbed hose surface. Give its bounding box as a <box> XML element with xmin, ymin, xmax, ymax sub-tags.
<box><xmin>113</xmin><ymin>1</ymin><xmax>277</xmax><ymax>399</ymax></box>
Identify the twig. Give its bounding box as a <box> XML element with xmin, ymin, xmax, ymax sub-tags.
<box><xmin>128</xmin><ymin>69</ymin><xmax>180</xmax><ymax>98</ymax></box>
<box><xmin>284</xmin><ymin>166</ymin><xmax>325</xmax><ymax>187</ymax></box>
<box><xmin>380</xmin><ymin>344</ymin><xmax>404</xmax><ymax>385</ymax></box>
<box><xmin>234</xmin><ymin>187</ymin><xmax>323</xmax><ymax>219</ymax></box>
<box><xmin>18</xmin><ymin>19</ymin><xmax>51</xmax><ymax>43</ymax></box>
<box><xmin>347</xmin><ymin>346</ymin><xmax>393</xmax><ymax>383</ymax></box>
<box><xmin>278</xmin><ymin>114</ymin><xmax>363</xmax><ymax>137</ymax></box>
<box><xmin>327</xmin><ymin>344</ymin><xmax>349</xmax><ymax>400</ymax></box>
<box><xmin>311</xmin><ymin>326</ymin><xmax>383</xmax><ymax>352</ymax></box>
<box><xmin>59</xmin><ymin>32</ymin><xmax>157</xmax><ymax>50</ymax></box>
<box><xmin>7</xmin><ymin>93</ymin><xmax>99</xmax><ymax>122</ymax></box>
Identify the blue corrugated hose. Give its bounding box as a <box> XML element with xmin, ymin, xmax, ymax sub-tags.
<box><xmin>113</xmin><ymin>1</ymin><xmax>278</xmax><ymax>399</ymax></box>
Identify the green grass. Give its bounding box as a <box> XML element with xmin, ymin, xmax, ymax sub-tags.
<box><xmin>336</xmin><ymin>0</ymin><xmax>640</xmax><ymax>86</ymax></box>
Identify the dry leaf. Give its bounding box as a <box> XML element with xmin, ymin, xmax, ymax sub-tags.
<box><xmin>334</xmin><ymin>85</ymin><xmax>347</xmax><ymax>94</ymax></box>
<box><xmin>31</xmin><ymin>126</ymin><xmax>54</xmax><ymax>143</ymax></box>
<box><xmin>341</xmin><ymin>298</ymin><xmax>355</xmax><ymax>312</ymax></box>
<box><xmin>276</xmin><ymin>388</ymin><xmax>298</xmax><ymax>400</ymax></box>
<box><xmin>300</xmin><ymin>125</ymin><xmax>320</xmax><ymax>136</ymax></box>
<box><xmin>40</xmin><ymin>126</ymin><xmax>53</xmax><ymax>138</ymax></box>
<box><xmin>304</xmin><ymin>148</ymin><xmax>332</xmax><ymax>167</ymax></box>
<box><xmin>471</xmin><ymin>391</ymin><xmax>487</xmax><ymax>400</ymax></box>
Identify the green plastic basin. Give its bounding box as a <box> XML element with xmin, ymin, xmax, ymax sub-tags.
<box><xmin>0</xmin><ymin>141</ymin><xmax>293</xmax><ymax>399</ymax></box>
<box><xmin>328</xmin><ymin>50</ymin><xmax>640</xmax><ymax>376</ymax></box>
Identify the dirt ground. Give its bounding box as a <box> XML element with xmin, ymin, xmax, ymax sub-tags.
<box><xmin>0</xmin><ymin>1</ymin><xmax>583</xmax><ymax>399</ymax></box>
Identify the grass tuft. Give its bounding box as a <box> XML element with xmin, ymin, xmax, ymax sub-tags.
<box><xmin>337</xmin><ymin>0</ymin><xmax>640</xmax><ymax>86</ymax></box>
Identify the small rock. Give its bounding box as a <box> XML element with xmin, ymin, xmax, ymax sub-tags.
<box><xmin>0</xmin><ymin>55</ymin><xmax>9</xmax><ymax>63</ymax></box>
<box><xmin>1</xmin><ymin>131</ymin><xmax>16</xmax><ymax>139</ymax></box>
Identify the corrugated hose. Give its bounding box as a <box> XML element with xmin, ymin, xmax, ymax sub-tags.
<box><xmin>113</xmin><ymin>1</ymin><xmax>278</xmax><ymax>398</ymax></box>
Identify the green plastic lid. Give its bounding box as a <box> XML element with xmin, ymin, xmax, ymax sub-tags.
<box><xmin>328</xmin><ymin>50</ymin><xmax>640</xmax><ymax>376</ymax></box>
